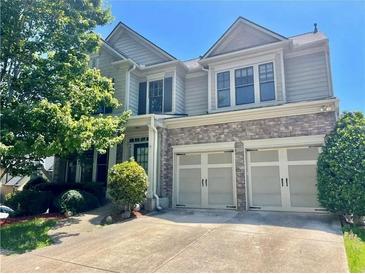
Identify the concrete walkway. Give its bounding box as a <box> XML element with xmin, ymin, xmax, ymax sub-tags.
<box><xmin>0</xmin><ymin>207</ymin><xmax>348</xmax><ymax>272</ymax></box>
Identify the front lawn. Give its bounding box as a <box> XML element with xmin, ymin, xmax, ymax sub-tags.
<box><xmin>0</xmin><ymin>218</ymin><xmax>57</xmax><ymax>254</ymax></box>
<box><xmin>343</xmin><ymin>224</ymin><xmax>365</xmax><ymax>273</ymax></box>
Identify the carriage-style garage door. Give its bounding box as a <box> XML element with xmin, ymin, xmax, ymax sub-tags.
<box><xmin>247</xmin><ymin>147</ymin><xmax>322</xmax><ymax>212</ymax></box>
<box><xmin>175</xmin><ymin>151</ymin><xmax>236</xmax><ymax>209</ymax></box>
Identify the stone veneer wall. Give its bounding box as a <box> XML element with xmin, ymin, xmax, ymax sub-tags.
<box><xmin>159</xmin><ymin>111</ymin><xmax>336</xmax><ymax>210</ymax></box>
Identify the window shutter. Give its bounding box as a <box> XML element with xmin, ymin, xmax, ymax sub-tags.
<box><xmin>164</xmin><ymin>77</ymin><xmax>173</xmax><ymax>112</ymax></box>
<box><xmin>138</xmin><ymin>82</ymin><xmax>147</xmax><ymax>115</ymax></box>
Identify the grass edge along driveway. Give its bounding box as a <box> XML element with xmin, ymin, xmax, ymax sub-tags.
<box><xmin>1</xmin><ymin>218</ymin><xmax>57</xmax><ymax>254</ymax></box>
<box><xmin>343</xmin><ymin>224</ymin><xmax>365</xmax><ymax>273</ymax></box>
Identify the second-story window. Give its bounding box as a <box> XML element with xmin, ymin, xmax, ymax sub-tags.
<box><xmin>149</xmin><ymin>80</ymin><xmax>163</xmax><ymax>113</ymax></box>
<box><xmin>217</xmin><ymin>71</ymin><xmax>230</xmax><ymax>108</ymax></box>
<box><xmin>259</xmin><ymin>62</ymin><xmax>275</xmax><ymax>102</ymax></box>
<box><xmin>138</xmin><ymin>77</ymin><xmax>173</xmax><ymax>115</ymax></box>
<box><xmin>235</xmin><ymin>67</ymin><xmax>254</xmax><ymax>105</ymax></box>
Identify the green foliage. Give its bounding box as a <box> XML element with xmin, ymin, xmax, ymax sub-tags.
<box><xmin>4</xmin><ymin>190</ymin><xmax>53</xmax><ymax>216</ymax></box>
<box><xmin>0</xmin><ymin>218</ymin><xmax>56</xmax><ymax>254</ymax></box>
<box><xmin>0</xmin><ymin>0</ymin><xmax>130</xmax><ymax>177</ymax></box>
<box><xmin>343</xmin><ymin>225</ymin><xmax>365</xmax><ymax>272</ymax></box>
<box><xmin>23</xmin><ymin>176</ymin><xmax>49</xmax><ymax>190</ymax></box>
<box><xmin>35</xmin><ymin>182</ymin><xmax>106</xmax><ymax>203</ymax></box>
<box><xmin>54</xmin><ymin>189</ymin><xmax>99</xmax><ymax>214</ymax></box>
<box><xmin>317</xmin><ymin>112</ymin><xmax>365</xmax><ymax>216</ymax></box>
<box><xmin>108</xmin><ymin>160</ymin><xmax>148</xmax><ymax>210</ymax></box>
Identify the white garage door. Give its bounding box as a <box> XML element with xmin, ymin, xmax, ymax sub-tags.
<box><xmin>176</xmin><ymin>151</ymin><xmax>236</xmax><ymax>209</ymax></box>
<box><xmin>247</xmin><ymin>147</ymin><xmax>322</xmax><ymax>212</ymax></box>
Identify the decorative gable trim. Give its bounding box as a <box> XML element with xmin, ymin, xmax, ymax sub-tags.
<box><xmin>202</xmin><ymin>16</ymin><xmax>288</xmax><ymax>59</ymax></box>
<box><xmin>106</xmin><ymin>21</ymin><xmax>176</xmax><ymax>62</ymax></box>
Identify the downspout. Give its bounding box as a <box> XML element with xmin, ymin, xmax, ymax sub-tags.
<box><xmin>125</xmin><ymin>63</ymin><xmax>136</xmax><ymax>110</ymax></box>
<box><xmin>149</xmin><ymin>117</ymin><xmax>162</xmax><ymax>210</ymax></box>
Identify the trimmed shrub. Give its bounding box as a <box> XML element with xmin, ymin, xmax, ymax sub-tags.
<box><xmin>317</xmin><ymin>112</ymin><xmax>365</xmax><ymax>217</ymax></box>
<box><xmin>108</xmin><ymin>160</ymin><xmax>148</xmax><ymax>210</ymax></box>
<box><xmin>35</xmin><ymin>182</ymin><xmax>106</xmax><ymax>203</ymax></box>
<box><xmin>4</xmin><ymin>190</ymin><xmax>53</xmax><ymax>216</ymax></box>
<box><xmin>23</xmin><ymin>176</ymin><xmax>48</xmax><ymax>190</ymax></box>
<box><xmin>54</xmin><ymin>190</ymin><xmax>99</xmax><ymax>214</ymax></box>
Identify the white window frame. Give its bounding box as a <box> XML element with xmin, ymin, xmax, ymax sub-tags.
<box><xmin>214</xmin><ymin>58</ymin><xmax>277</xmax><ymax>109</ymax></box>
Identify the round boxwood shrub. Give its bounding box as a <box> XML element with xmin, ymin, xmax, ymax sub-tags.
<box><xmin>54</xmin><ymin>190</ymin><xmax>99</xmax><ymax>214</ymax></box>
<box><xmin>108</xmin><ymin>160</ymin><xmax>148</xmax><ymax>211</ymax></box>
<box><xmin>317</xmin><ymin>112</ymin><xmax>365</xmax><ymax>217</ymax></box>
<box><xmin>23</xmin><ymin>176</ymin><xmax>48</xmax><ymax>190</ymax></box>
<box><xmin>4</xmin><ymin>190</ymin><xmax>53</xmax><ymax>216</ymax></box>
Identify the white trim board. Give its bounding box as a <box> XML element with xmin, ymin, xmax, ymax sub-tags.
<box><xmin>243</xmin><ymin>135</ymin><xmax>325</xmax><ymax>149</ymax></box>
<box><xmin>173</xmin><ymin>142</ymin><xmax>235</xmax><ymax>153</ymax></box>
<box><xmin>164</xmin><ymin>98</ymin><xmax>338</xmax><ymax>129</ymax></box>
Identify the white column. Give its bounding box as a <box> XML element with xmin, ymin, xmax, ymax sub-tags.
<box><xmin>75</xmin><ymin>159</ymin><xmax>81</xmax><ymax>183</ymax></box>
<box><xmin>108</xmin><ymin>145</ymin><xmax>117</xmax><ymax>171</ymax></box>
<box><xmin>92</xmin><ymin>149</ymin><xmax>97</xmax><ymax>182</ymax></box>
<box><xmin>147</xmin><ymin>125</ymin><xmax>155</xmax><ymax>199</ymax></box>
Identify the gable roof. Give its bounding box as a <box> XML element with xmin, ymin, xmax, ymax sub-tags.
<box><xmin>202</xmin><ymin>16</ymin><xmax>288</xmax><ymax>59</ymax></box>
<box><xmin>106</xmin><ymin>21</ymin><xmax>176</xmax><ymax>62</ymax></box>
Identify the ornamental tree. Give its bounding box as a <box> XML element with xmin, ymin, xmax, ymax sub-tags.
<box><xmin>317</xmin><ymin>112</ymin><xmax>365</xmax><ymax>217</ymax></box>
<box><xmin>0</xmin><ymin>0</ymin><xmax>130</xmax><ymax>178</ymax></box>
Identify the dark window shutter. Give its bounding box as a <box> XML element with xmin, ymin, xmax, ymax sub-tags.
<box><xmin>138</xmin><ymin>82</ymin><xmax>147</xmax><ymax>115</ymax></box>
<box><xmin>164</xmin><ymin>77</ymin><xmax>173</xmax><ymax>112</ymax></box>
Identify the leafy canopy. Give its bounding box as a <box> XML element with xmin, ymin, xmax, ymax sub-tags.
<box><xmin>317</xmin><ymin>112</ymin><xmax>365</xmax><ymax>216</ymax></box>
<box><xmin>0</xmin><ymin>0</ymin><xmax>130</xmax><ymax>176</ymax></box>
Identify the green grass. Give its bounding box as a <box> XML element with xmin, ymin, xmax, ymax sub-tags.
<box><xmin>0</xmin><ymin>218</ymin><xmax>57</xmax><ymax>254</ymax></box>
<box><xmin>343</xmin><ymin>224</ymin><xmax>365</xmax><ymax>273</ymax></box>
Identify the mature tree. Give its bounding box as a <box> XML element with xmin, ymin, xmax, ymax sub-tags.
<box><xmin>0</xmin><ymin>0</ymin><xmax>130</xmax><ymax>178</ymax></box>
<box><xmin>317</xmin><ymin>112</ymin><xmax>365</xmax><ymax>218</ymax></box>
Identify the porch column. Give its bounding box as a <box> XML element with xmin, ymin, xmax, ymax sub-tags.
<box><xmin>147</xmin><ymin>125</ymin><xmax>155</xmax><ymax>199</ymax></box>
<box><xmin>108</xmin><ymin>145</ymin><xmax>117</xmax><ymax>172</ymax></box>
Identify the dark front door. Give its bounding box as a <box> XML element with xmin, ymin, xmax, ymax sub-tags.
<box><xmin>134</xmin><ymin>143</ymin><xmax>148</xmax><ymax>171</ymax></box>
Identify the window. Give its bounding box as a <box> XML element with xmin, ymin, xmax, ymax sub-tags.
<box><xmin>96</xmin><ymin>151</ymin><xmax>108</xmax><ymax>185</ymax></box>
<box><xmin>138</xmin><ymin>77</ymin><xmax>173</xmax><ymax>115</ymax></box>
<box><xmin>259</xmin><ymin>62</ymin><xmax>275</xmax><ymax>102</ymax></box>
<box><xmin>217</xmin><ymin>71</ymin><xmax>230</xmax><ymax>108</ymax></box>
<box><xmin>149</xmin><ymin>79</ymin><xmax>163</xmax><ymax>113</ymax></box>
<box><xmin>80</xmin><ymin>150</ymin><xmax>93</xmax><ymax>182</ymax></box>
<box><xmin>235</xmin><ymin>67</ymin><xmax>254</xmax><ymax>105</ymax></box>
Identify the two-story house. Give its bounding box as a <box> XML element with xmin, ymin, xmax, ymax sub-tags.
<box><xmin>53</xmin><ymin>17</ymin><xmax>338</xmax><ymax>212</ymax></box>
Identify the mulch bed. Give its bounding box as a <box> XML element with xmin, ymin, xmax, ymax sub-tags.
<box><xmin>100</xmin><ymin>210</ymin><xmax>145</xmax><ymax>225</ymax></box>
<box><xmin>0</xmin><ymin>213</ymin><xmax>65</xmax><ymax>227</ymax></box>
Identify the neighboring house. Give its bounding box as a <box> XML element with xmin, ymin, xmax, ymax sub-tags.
<box><xmin>53</xmin><ymin>17</ymin><xmax>338</xmax><ymax>212</ymax></box>
<box><xmin>0</xmin><ymin>157</ymin><xmax>54</xmax><ymax>197</ymax></box>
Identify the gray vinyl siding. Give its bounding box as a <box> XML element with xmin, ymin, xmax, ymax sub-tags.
<box><xmin>129</xmin><ymin>72</ymin><xmax>140</xmax><ymax>115</ymax></box>
<box><xmin>209</xmin><ymin>23</ymin><xmax>279</xmax><ymax>57</ymax></box>
<box><xmin>175</xmin><ymin>69</ymin><xmax>185</xmax><ymax>114</ymax></box>
<box><xmin>185</xmin><ymin>74</ymin><xmax>208</xmax><ymax>116</ymax></box>
<box><xmin>96</xmin><ymin>47</ymin><xmax>128</xmax><ymax>114</ymax></box>
<box><xmin>285</xmin><ymin>51</ymin><xmax>331</xmax><ymax>102</ymax></box>
<box><xmin>109</xmin><ymin>31</ymin><xmax>170</xmax><ymax>65</ymax></box>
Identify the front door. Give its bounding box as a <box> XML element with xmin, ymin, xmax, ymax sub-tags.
<box><xmin>247</xmin><ymin>147</ymin><xmax>322</xmax><ymax>212</ymax></box>
<box><xmin>176</xmin><ymin>151</ymin><xmax>236</xmax><ymax>209</ymax></box>
<box><xmin>133</xmin><ymin>143</ymin><xmax>148</xmax><ymax>171</ymax></box>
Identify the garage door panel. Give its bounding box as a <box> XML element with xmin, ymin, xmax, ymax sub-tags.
<box><xmin>178</xmin><ymin>168</ymin><xmax>201</xmax><ymax>207</ymax></box>
<box><xmin>251</xmin><ymin>166</ymin><xmax>282</xmax><ymax>207</ymax></box>
<box><xmin>208</xmin><ymin>167</ymin><xmax>233</xmax><ymax>207</ymax></box>
<box><xmin>288</xmin><ymin>165</ymin><xmax>320</xmax><ymax>208</ymax></box>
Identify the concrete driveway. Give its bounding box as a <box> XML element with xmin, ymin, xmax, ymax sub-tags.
<box><xmin>0</xmin><ymin>208</ymin><xmax>348</xmax><ymax>272</ymax></box>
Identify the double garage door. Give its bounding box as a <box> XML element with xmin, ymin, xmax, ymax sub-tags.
<box><xmin>175</xmin><ymin>145</ymin><xmax>322</xmax><ymax>212</ymax></box>
<box><xmin>248</xmin><ymin>147</ymin><xmax>322</xmax><ymax>211</ymax></box>
<box><xmin>175</xmin><ymin>151</ymin><xmax>236</xmax><ymax>209</ymax></box>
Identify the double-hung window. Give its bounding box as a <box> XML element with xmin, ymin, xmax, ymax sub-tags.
<box><xmin>149</xmin><ymin>79</ymin><xmax>163</xmax><ymax>113</ymax></box>
<box><xmin>259</xmin><ymin>62</ymin><xmax>275</xmax><ymax>101</ymax></box>
<box><xmin>235</xmin><ymin>67</ymin><xmax>254</xmax><ymax>105</ymax></box>
<box><xmin>138</xmin><ymin>77</ymin><xmax>173</xmax><ymax>115</ymax></box>
<box><xmin>217</xmin><ymin>71</ymin><xmax>230</xmax><ymax>108</ymax></box>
